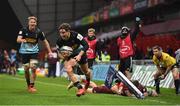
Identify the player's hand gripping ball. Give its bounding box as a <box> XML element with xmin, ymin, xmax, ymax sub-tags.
<box><xmin>59</xmin><ymin>46</ymin><xmax>73</xmax><ymax>59</ymax></box>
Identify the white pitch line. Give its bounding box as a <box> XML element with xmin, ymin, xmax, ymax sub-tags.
<box><xmin>6</xmin><ymin>76</ymin><xmax>66</xmax><ymax>87</ymax></box>
<box><xmin>146</xmin><ymin>99</ymin><xmax>168</xmax><ymax>104</ymax></box>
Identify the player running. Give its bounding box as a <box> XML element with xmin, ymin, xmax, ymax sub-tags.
<box><xmin>56</xmin><ymin>23</ymin><xmax>91</xmax><ymax>97</ymax></box>
<box><xmin>16</xmin><ymin>16</ymin><xmax>52</xmax><ymax>93</ymax></box>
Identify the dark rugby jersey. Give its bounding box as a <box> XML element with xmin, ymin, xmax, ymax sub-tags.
<box><xmin>56</xmin><ymin>31</ymin><xmax>89</xmax><ymax>56</ymax></box>
<box><xmin>18</xmin><ymin>27</ymin><xmax>46</xmax><ymax>54</ymax></box>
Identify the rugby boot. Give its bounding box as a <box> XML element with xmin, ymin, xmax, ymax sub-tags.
<box><xmin>76</xmin><ymin>88</ymin><xmax>85</xmax><ymax>97</ymax></box>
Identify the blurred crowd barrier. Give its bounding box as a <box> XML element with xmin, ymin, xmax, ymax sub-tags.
<box><xmin>55</xmin><ymin>60</ymin><xmax>174</xmax><ymax>88</ymax></box>
<box><xmin>92</xmin><ymin>60</ymin><xmax>174</xmax><ymax>88</ymax></box>
<box><xmin>16</xmin><ymin>60</ymin><xmax>175</xmax><ymax>88</ymax></box>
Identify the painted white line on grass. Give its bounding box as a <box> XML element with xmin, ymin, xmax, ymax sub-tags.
<box><xmin>123</xmin><ymin>95</ymin><xmax>169</xmax><ymax>105</ymax></box>
<box><xmin>146</xmin><ymin>99</ymin><xmax>168</xmax><ymax>104</ymax></box>
<box><xmin>7</xmin><ymin>76</ymin><xmax>66</xmax><ymax>87</ymax></box>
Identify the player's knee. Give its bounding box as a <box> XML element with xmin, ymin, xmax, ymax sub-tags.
<box><xmin>172</xmin><ymin>73</ymin><xmax>179</xmax><ymax>79</ymax></box>
<box><xmin>24</xmin><ymin>70</ymin><xmax>29</xmax><ymax>73</ymax></box>
<box><xmin>30</xmin><ymin>59</ymin><xmax>39</xmax><ymax>69</ymax></box>
<box><xmin>65</xmin><ymin>67</ymin><xmax>74</xmax><ymax>76</ymax></box>
<box><xmin>23</xmin><ymin>64</ymin><xmax>29</xmax><ymax>71</ymax></box>
<box><xmin>153</xmin><ymin>74</ymin><xmax>156</xmax><ymax>79</ymax></box>
<box><xmin>66</xmin><ymin>70</ymin><xmax>73</xmax><ymax>76</ymax></box>
<box><xmin>153</xmin><ymin>72</ymin><xmax>160</xmax><ymax>79</ymax></box>
<box><xmin>172</xmin><ymin>68</ymin><xmax>179</xmax><ymax>79</ymax></box>
<box><xmin>84</xmin><ymin>68</ymin><xmax>91</xmax><ymax>76</ymax></box>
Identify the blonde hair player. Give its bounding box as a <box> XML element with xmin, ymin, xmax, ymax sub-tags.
<box><xmin>17</xmin><ymin>16</ymin><xmax>52</xmax><ymax>93</ymax></box>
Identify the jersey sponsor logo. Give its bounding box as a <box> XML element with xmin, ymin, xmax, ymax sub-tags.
<box><xmin>86</xmin><ymin>48</ymin><xmax>94</xmax><ymax>54</ymax></box>
<box><xmin>77</xmin><ymin>34</ymin><xmax>83</xmax><ymax>41</ymax></box>
<box><xmin>120</xmin><ymin>45</ymin><xmax>130</xmax><ymax>54</ymax></box>
<box><xmin>19</xmin><ymin>31</ymin><xmax>22</xmax><ymax>34</ymax></box>
<box><xmin>25</xmin><ymin>38</ymin><xmax>37</xmax><ymax>43</ymax></box>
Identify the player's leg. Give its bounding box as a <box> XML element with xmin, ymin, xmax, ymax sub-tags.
<box><xmin>24</xmin><ymin>64</ymin><xmax>30</xmax><ymax>89</ymax></box>
<box><xmin>80</xmin><ymin>63</ymin><xmax>91</xmax><ymax>89</ymax></box>
<box><xmin>14</xmin><ymin>61</ymin><xmax>17</xmax><ymax>75</ymax></box>
<box><xmin>67</xmin><ymin>81</ymin><xmax>74</xmax><ymax>90</ymax></box>
<box><xmin>67</xmin><ymin>74</ymin><xmax>84</xmax><ymax>90</ymax></box>
<box><xmin>89</xmin><ymin>81</ymin><xmax>97</xmax><ymax>88</ymax></box>
<box><xmin>74</xmin><ymin>64</ymin><xmax>84</xmax><ymax>75</ymax></box>
<box><xmin>122</xmin><ymin>57</ymin><xmax>132</xmax><ymax>80</ymax></box>
<box><xmin>153</xmin><ymin>70</ymin><xmax>162</xmax><ymax>94</ymax></box>
<box><xmin>67</xmin><ymin>74</ymin><xmax>97</xmax><ymax>90</ymax></box>
<box><xmin>86</xmin><ymin>88</ymin><xmax>93</xmax><ymax>93</ymax></box>
<box><xmin>79</xmin><ymin>54</ymin><xmax>92</xmax><ymax>90</ymax></box>
<box><xmin>171</xmin><ymin>66</ymin><xmax>180</xmax><ymax>94</ymax></box>
<box><xmin>119</xmin><ymin>59</ymin><xmax>126</xmax><ymax>78</ymax></box>
<box><xmin>28</xmin><ymin>54</ymin><xmax>39</xmax><ymax>92</ymax></box>
<box><xmin>13</xmin><ymin>66</ymin><xmax>16</xmax><ymax>76</ymax></box>
<box><xmin>20</xmin><ymin>54</ymin><xmax>31</xmax><ymax>91</ymax></box>
<box><xmin>88</xmin><ymin>59</ymin><xmax>94</xmax><ymax>69</ymax></box>
<box><xmin>52</xmin><ymin>64</ymin><xmax>56</xmax><ymax>78</ymax></box>
<box><xmin>146</xmin><ymin>88</ymin><xmax>158</xmax><ymax>97</ymax></box>
<box><xmin>47</xmin><ymin>64</ymin><xmax>52</xmax><ymax>77</ymax></box>
<box><xmin>11</xmin><ymin>62</ymin><xmax>16</xmax><ymax>76</ymax></box>
<box><xmin>64</xmin><ymin>58</ymin><xmax>84</xmax><ymax>96</ymax></box>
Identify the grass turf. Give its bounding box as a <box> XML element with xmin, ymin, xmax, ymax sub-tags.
<box><xmin>0</xmin><ymin>74</ymin><xmax>180</xmax><ymax>105</ymax></box>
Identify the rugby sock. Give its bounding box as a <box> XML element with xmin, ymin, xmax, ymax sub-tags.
<box><xmin>155</xmin><ymin>79</ymin><xmax>160</xmax><ymax>94</ymax></box>
<box><xmin>85</xmin><ymin>70</ymin><xmax>91</xmax><ymax>82</ymax></box>
<box><xmin>30</xmin><ymin>83</ymin><xmax>34</xmax><ymax>87</ymax></box>
<box><xmin>84</xmin><ymin>77</ymin><xmax>90</xmax><ymax>89</ymax></box>
<box><xmin>25</xmin><ymin>71</ymin><xmax>30</xmax><ymax>86</ymax></box>
<box><xmin>174</xmin><ymin>79</ymin><xmax>180</xmax><ymax>94</ymax></box>
<box><xmin>86</xmin><ymin>77</ymin><xmax>90</xmax><ymax>82</ymax></box>
<box><xmin>26</xmin><ymin>78</ymin><xmax>30</xmax><ymax>87</ymax></box>
<box><xmin>74</xmin><ymin>81</ymin><xmax>83</xmax><ymax>89</ymax></box>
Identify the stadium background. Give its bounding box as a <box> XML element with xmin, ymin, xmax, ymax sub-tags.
<box><xmin>1</xmin><ymin>0</ymin><xmax>180</xmax><ymax>57</ymax></box>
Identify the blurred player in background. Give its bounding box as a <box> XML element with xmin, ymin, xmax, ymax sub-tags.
<box><xmin>117</xmin><ymin>17</ymin><xmax>141</xmax><ymax>79</ymax></box>
<box><xmin>175</xmin><ymin>48</ymin><xmax>180</xmax><ymax>66</ymax></box>
<box><xmin>84</xmin><ymin>79</ymin><xmax>158</xmax><ymax>97</ymax></box>
<box><xmin>56</xmin><ymin>23</ymin><xmax>91</xmax><ymax>97</ymax></box>
<box><xmin>152</xmin><ymin>45</ymin><xmax>180</xmax><ymax>94</ymax></box>
<box><xmin>47</xmin><ymin>46</ymin><xmax>58</xmax><ymax>78</ymax></box>
<box><xmin>16</xmin><ymin>16</ymin><xmax>52</xmax><ymax>93</ymax></box>
<box><xmin>9</xmin><ymin>49</ymin><xmax>17</xmax><ymax>76</ymax></box>
<box><xmin>84</xmin><ymin>28</ymin><xmax>102</xmax><ymax>69</ymax></box>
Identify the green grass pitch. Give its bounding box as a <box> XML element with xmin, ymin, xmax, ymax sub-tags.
<box><xmin>0</xmin><ymin>74</ymin><xmax>180</xmax><ymax>105</ymax></box>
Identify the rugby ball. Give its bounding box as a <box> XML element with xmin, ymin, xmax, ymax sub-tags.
<box><xmin>59</xmin><ymin>46</ymin><xmax>73</xmax><ymax>56</ymax></box>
